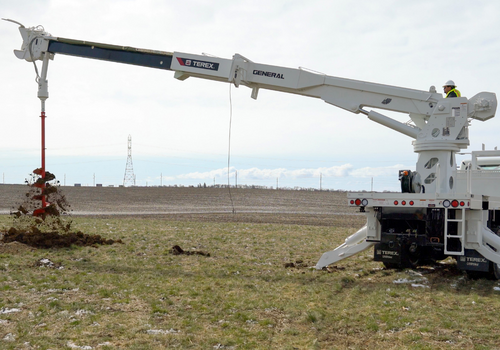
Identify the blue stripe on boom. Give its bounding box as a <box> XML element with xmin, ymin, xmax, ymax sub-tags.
<box><xmin>48</xmin><ymin>41</ymin><xmax>173</xmax><ymax>70</ymax></box>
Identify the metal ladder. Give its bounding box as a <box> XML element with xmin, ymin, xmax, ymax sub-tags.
<box><xmin>444</xmin><ymin>207</ymin><xmax>465</xmax><ymax>255</ymax></box>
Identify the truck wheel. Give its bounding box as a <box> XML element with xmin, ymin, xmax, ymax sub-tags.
<box><xmin>490</xmin><ymin>262</ymin><xmax>500</xmax><ymax>280</ymax></box>
<box><xmin>408</xmin><ymin>255</ymin><xmax>421</xmax><ymax>268</ymax></box>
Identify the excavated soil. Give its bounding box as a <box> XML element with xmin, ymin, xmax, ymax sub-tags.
<box><xmin>0</xmin><ymin>183</ymin><xmax>126</xmax><ymax>249</ymax></box>
<box><xmin>1</xmin><ymin>228</ymin><xmax>122</xmax><ymax>249</ymax></box>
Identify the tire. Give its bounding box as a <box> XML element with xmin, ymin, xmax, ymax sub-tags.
<box><xmin>490</xmin><ymin>262</ymin><xmax>500</xmax><ymax>280</ymax></box>
<box><xmin>408</xmin><ymin>254</ymin><xmax>421</xmax><ymax>268</ymax></box>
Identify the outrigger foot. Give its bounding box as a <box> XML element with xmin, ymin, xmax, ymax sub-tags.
<box><xmin>315</xmin><ymin>225</ymin><xmax>375</xmax><ymax>270</ymax></box>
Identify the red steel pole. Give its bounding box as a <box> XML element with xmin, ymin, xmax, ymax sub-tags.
<box><xmin>41</xmin><ymin>111</ymin><xmax>46</xmax><ymax>209</ymax></box>
<box><xmin>35</xmin><ymin>53</ymin><xmax>50</xmax><ymax>215</ymax></box>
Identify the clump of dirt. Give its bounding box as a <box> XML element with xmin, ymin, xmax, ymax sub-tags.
<box><xmin>284</xmin><ymin>259</ymin><xmax>309</xmax><ymax>268</ymax></box>
<box><xmin>1</xmin><ymin>169</ymin><xmax>122</xmax><ymax>249</ymax></box>
<box><xmin>171</xmin><ymin>245</ymin><xmax>210</xmax><ymax>257</ymax></box>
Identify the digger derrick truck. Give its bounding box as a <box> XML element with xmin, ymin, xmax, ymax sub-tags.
<box><xmin>6</xmin><ymin>19</ymin><xmax>500</xmax><ymax>278</ymax></box>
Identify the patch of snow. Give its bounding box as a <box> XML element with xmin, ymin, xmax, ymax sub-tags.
<box><xmin>67</xmin><ymin>341</ymin><xmax>93</xmax><ymax>349</ymax></box>
<box><xmin>393</xmin><ymin>277</ymin><xmax>427</xmax><ymax>285</ymax></box>
<box><xmin>214</xmin><ymin>344</ymin><xmax>235</xmax><ymax>349</ymax></box>
<box><xmin>406</xmin><ymin>270</ymin><xmax>423</xmax><ymax>277</ymax></box>
<box><xmin>493</xmin><ymin>286</ymin><xmax>500</xmax><ymax>291</ymax></box>
<box><xmin>411</xmin><ymin>284</ymin><xmax>429</xmax><ymax>288</ymax></box>
<box><xmin>146</xmin><ymin>328</ymin><xmax>179</xmax><ymax>335</ymax></box>
<box><xmin>0</xmin><ymin>308</ymin><xmax>21</xmax><ymax>314</ymax></box>
<box><xmin>75</xmin><ymin>309</ymin><xmax>93</xmax><ymax>316</ymax></box>
<box><xmin>3</xmin><ymin>333</ymin><xmax>15</xmax><ymax>341</ymax></box>
<box><xmin>37</xmin><ymin>258</ymin><xmax>63</xmax><ymax>269</ymax></box>
<box><xmin>393</xmin><ymin>278</ymin><xmax>415</xmax><ymax>284</ymax></box>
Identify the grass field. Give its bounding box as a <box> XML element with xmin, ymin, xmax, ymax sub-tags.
<box><xmin>1</xmin><ymin>215</ymin><xmax>500</xmax><ymax>349</ymax></box>
<box><xmin>1</xmin><ymin>187</ymin><xmax>500</xmax><ymax>349</ymax></box>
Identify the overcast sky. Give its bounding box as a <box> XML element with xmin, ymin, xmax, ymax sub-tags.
<box><xmin>1</xmin><ymin>0</ymin><xmax>500</xmax><ymax>190</ymax></box>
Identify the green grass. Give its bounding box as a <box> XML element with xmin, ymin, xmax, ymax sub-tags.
<box><xmin>1</xmin><ymin>215</ymin><xmax>500</xmax><ymax>349</ymax></box>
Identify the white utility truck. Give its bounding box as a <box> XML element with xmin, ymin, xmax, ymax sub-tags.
<box><xmin>6</xmin><ymin>19</ymin><xmax>500</xmax><ymax>278</ymax></box>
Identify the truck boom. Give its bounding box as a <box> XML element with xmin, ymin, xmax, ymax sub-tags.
<box><xmin>6</xmin><ymin>20</ymin><xmax>500</xmax><ymax>278</ymax></box>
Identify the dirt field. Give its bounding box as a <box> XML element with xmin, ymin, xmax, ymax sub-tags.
<box><xmin>0</xmin><ymin>184</ymin><xmax>365</xmax><ymax>227</ymax></box>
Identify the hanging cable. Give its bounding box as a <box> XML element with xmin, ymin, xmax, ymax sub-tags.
<box><xmin>227</xmin><ymin>83</ymin><xmax>236</xmax><ymax>214</ymax></box>
<box><xmin>28</xmin><ymin>36</ymin><xmax>42</xmax><ymax>83</ymax></box>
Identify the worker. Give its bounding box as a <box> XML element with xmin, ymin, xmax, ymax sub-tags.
<box><xmin>443</xmin><ymin>80</ymin><xmax>461</xmax><ymax>98</ymax></box>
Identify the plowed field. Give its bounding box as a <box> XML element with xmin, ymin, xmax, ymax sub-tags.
<box><xmin>0</xmin><ymin>184</ymin><xmax>365</xmax><ymax>227</ymax></box>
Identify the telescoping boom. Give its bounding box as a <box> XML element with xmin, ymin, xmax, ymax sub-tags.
<box><xmin>6</xmin><ymin>19</ymin><xmax>500</xmax><ymax>278</ymax></box>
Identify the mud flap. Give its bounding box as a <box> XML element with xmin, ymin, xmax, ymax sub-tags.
<box><xmin>373</xmin><ymin>242</ymin><xmax>402</xmax><ymax>265</ymax></box>
<box><xmin>456</xmin><ymin>249</ymin><xmax>489</xmax><ymax>272</ymax></box>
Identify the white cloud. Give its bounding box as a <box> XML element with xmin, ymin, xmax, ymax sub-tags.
<box><xmin>176</xmin><ymin>163</ymin><xmax>406</xmax><ymax>181</ymax></box>
<box><xmin>350</xmin><ymin>164</ymin><xmax>411</xmax><ymax>178</ymax></box>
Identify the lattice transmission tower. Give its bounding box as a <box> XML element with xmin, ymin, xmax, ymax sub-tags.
<box><xmin>123</xmin><ymin>135</ymin><xmax>136</xmax><ymax>186</ymax></box>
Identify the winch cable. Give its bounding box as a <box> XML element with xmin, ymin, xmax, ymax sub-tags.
<box><xmin>227</xmin><ymin>83</ymin><xmax>236</xmax><ymax>214</ymax></box>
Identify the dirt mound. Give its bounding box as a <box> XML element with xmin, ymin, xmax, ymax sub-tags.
<box><xmin>2</xmin><ymin>170</ymin><xmax>122</xmax><ymax>249</ymax></box>
<box><xmin>1</xmin><ymin>227</ymin><xmax>122</xmax><ymax>249</ymax></box>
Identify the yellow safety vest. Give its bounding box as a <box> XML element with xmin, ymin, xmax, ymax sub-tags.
<box><xmin>446</xmin><ymin>88</ymin><xmax>461</xmax><ymax>98</ymax></box>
